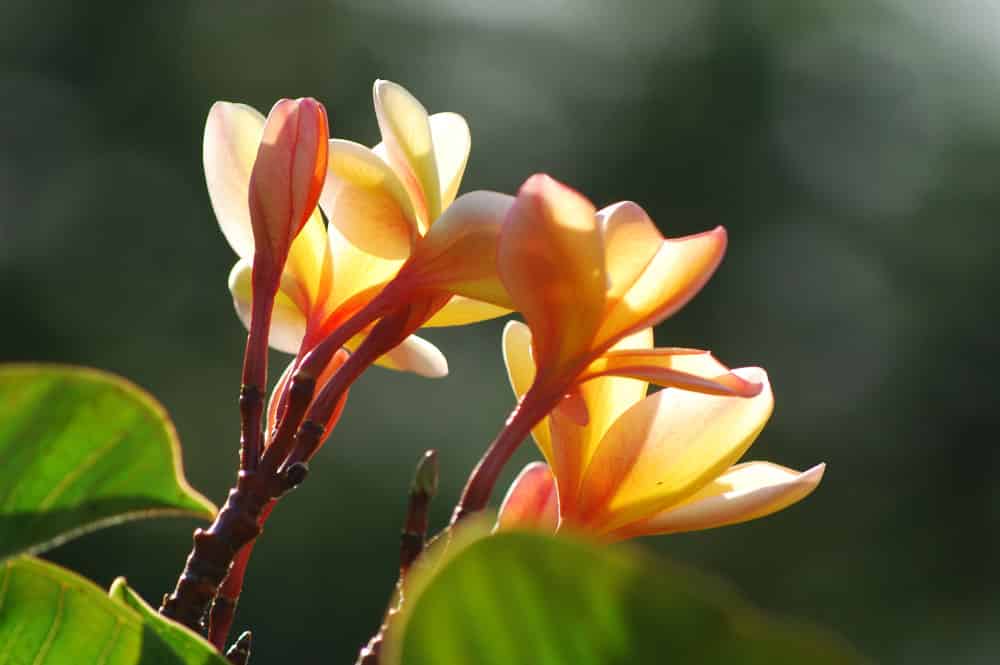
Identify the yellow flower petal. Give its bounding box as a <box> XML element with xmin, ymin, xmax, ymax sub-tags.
<box><xmin>611</xmin><ymin>462</ymin><xmax>825</xmax><ymax>539</ymax></box>
<box><xmin>574</xmin><ymin>367</ymin><xmax>774</xmax><ymax>534</ymax></box>
<box><xmin>373</xmin><ymin>80</ymin><xmax>442</xmax><ymax>222</ymax></box>
<box><xmin>321</xmin><ymin>139</ymin><xmax>418</xmax><ymax>261</ymax></box>
<box><xmin>374</xmin><ymin>334</ymin><xmax>449</xmax><ymax>378</ymax></box>
<box><xmin>404</xmin><ymin>190</ymin><xmax>515</xmax><ymax>308</ymax></box>
<box><xmin>496</xmin><ymin>462</ymin><xmax>559</xmax><ymax>533</ymax></box>
<box><xmin>283</xmin><ymin>209</ymin><xmax>331</xmax><ymax>321</ymax></box>
<box><xmin>498</xmin><ymin>175</ymin><xmax>606</xmax><ymax>382</ymax></box>
<box><xmin>228</xmin><ymin>259</ymin><xmax>307</xmax><ymax>354</ymax></box>
<box><xmin>203</xmin><ymin>101</ymin><xmax>265</xmax><ymax>259</ymax></box>
<box><xmin>324</xmin><ymin>211</ymin><xmax>406</xmax><ymax>318</ymax></box>
<box><xmin>429</xmin><ymin>112</ymin><xmax>470</xmax><ymax>208</ymax></box>
<box><xmin>421</xmin><ymin>296</ymin><xmax>511</xmax><ymax>327</ymax></box>
<box><xmin>582</xmin><ymin>348</ymin><xmax>762</xmax><ymax>397</ymax></box>
<box><xmin>595</xmin><ymin>226</ymin><xmax>727</xmax><ymax>349</ymax></box>
<box><xmin>501</xmin><ymin>321</ymin><xmax>552</xmax><ymax>460</ymax></box>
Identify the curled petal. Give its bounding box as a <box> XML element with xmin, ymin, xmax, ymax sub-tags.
<box><xmin>501</xmin><ymin>321</ymin><xmax>552</xmax><ymax>460</ymax></box>
<box><xmin>429</xmin><ymin>112</ymin><xmax>471</xmax><ymax>208</ymax></box>
<box><xmin>498</xmin><ymin>175</ymin><xmax>605</xmax><ymax>379</ymax></box>
<box><xmin>322</xmin><ymin>139</ymin><xmax>418</xmax><ymax>260</ymax></box>
<box><xmin>404</xmin><ymin>190</ymin><xmax>515</xmax><ymax>307</ymax></box>
<box><xmin>203</xmin><ymin>101</ymin><xmax>265</xmax><ymax>259</ymax></box>
<box><xmin>598</xmin><ymin>201</ymin><xmax>664</xmax><ymax>301</ymax></box>
<box><xmin>324</xmin><ymin>221</ymin><xmax>405</xmax><ymax>322</ymax></box>
<box><xmin>421</xmin><ymin>295</ymin><xmax>511</xmax><ymax>327</ymax></box>
<box><xmin>611</xmin><ymin>462</ymin><xmax>826</xmax><ymax>540</ymax></box>
<box><xmin>228</xmin><ymin>260</ymin><xmax>306</xmax><ymax>354</ymax></box>
<box><xmin>575</xmin><ymin>367</ymin><xmax>774</xmax><ymax>534</ymax></box>
<box><xmin>496</xmin><ymin>462</ymin><xmax>559</xmax><ymax>533</ymax></box>
<box><xmin>581</xmin><ymin>348</ymin><xmax>762</xmax><ymax>397</ymax></box>
<box><xmin>248</xmin><ymin>98</ymin><xmax>329</xmax><ymax>273</ymax></box>
<box><xmin>373</xmin><ymin>80</ymin><xmax>441</xmax><ymax>222</ymax></box>
<box><xmin>595</xmin><ymin>226</ymin><xmax>727</xmax><ymax>350</ymax></box>
<box><xmin>374</xmin><ymin>334</ymin><xmax>449</xmax><ymax>378</ymax></box>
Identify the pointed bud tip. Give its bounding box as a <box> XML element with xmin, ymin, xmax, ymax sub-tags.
<box><xmin>412</xmin><ymin>449</ymin><xmax>439</xmax><ymax>497</ymax></box>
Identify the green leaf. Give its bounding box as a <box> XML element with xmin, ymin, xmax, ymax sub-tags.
<box><xmin>0</xmin><ymin>556</ymin><xmax>227</xmax><ymax>665</ymax></box>
<box><xmin>387</xmin><ymin>532</ymin><xmax>865</xmax><ymax>665</ymax></box>
<box><xmin>0</xmin><ymin>364</ymin><xmax>215</xmax><ymax>561</ymax></box>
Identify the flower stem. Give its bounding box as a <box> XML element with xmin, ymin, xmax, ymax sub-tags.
<box><xmin>451</xmin><ymin>389</ymin><xmax>560</xmax><ymax>525</ymax></box>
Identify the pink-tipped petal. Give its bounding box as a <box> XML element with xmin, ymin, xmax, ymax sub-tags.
<box><xmin>595</xmin><ymin>226</ymin><xmax>728</xmax><ymax>349</ymax></box>
<box><xmin>582</xmin><ymin>348</ymin><xmax>763</xmax><ymax>398</ymax></box>
<box><xmin>496</xmin><ymin>462</ymin><xmax>559</xmax><ymax>533</ymax></box>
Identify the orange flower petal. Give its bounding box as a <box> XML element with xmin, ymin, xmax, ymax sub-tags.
<box><xmin>421</xmin><ymin>295</ymin><xmax>511</xmax><ymax>327</ymax></box>
<box><xmin>498</xmin><ymin>175</ymin><xmax>605</xmax><ymax>382</ymax></box>
<box><xmin>595</xmin><ymin>226</ymin><xmax>727</xmax><ymax>349</ymax></box>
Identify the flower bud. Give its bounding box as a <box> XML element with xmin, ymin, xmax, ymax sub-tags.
<box><xmin>248</xmin><ymin>97</ymin><xmax>329</xmax><ymax>283</ymax></box>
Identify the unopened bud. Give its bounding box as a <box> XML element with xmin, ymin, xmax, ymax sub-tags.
<box><xmin>411</xmin><ymin>449</ymin><xmax>439</xmax><ymax>498</ymax></box>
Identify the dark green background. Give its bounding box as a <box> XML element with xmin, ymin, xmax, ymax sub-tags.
<box><xmin>3</xmin><ymin>1</ymin><xmax>996</xmax><ymax>663</ymax></box>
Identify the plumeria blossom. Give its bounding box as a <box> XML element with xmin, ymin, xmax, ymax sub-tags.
<box><xmin>496</xmin><ymin>321</ymin><xmax>825</xmax><ymax>540</ymax></box>
<box><xmin>206</xmin><ymin>81</ymin><xmax>508</xmax><ymax>385</ymax></box>
<box><xmin>452</xmin><ymin>174</ymin><xmax>763</xmax><ymax>520</ymax></box>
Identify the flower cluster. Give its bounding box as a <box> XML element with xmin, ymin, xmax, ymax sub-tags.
<box><xmin>205</xmin><ymin>80</ymin><xmax>823</xmax><ymax>542</ymax></box>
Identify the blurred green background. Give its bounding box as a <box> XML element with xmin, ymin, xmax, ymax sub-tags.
<box><xmin>3</xmin><ymin>1</ymin><xmax>997</xmax><ymax>663</ymax></box>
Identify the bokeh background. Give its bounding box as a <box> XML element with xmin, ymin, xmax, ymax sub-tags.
<box><xmin>3</xmin><ymin>1</ymin><xmax>998</xmax><ymax>663</ymax></box>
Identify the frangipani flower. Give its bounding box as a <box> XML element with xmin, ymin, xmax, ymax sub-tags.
<box><xmin>497</xmin><ymin>321</ymin><xmax>825</xmax><ymax>540</ymax></box>
<box><xmin>451</xmin><ymin>175</ymin><xmax>760</xmax><ymax>521</ymax></box>
<box><xmin>206</xmin><ymin>81</ymin><xmax>508</xmax><ymax>383</ymax></box>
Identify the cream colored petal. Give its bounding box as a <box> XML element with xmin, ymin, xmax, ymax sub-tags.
<box><xmin>501</xmin><ymin>320</ymin><xmax>552</xmax><ymax>460</ymax></box>
<box><xmin>374</xmin><ymin>334</ymin><xmax>449</xmax><ymax>378</ymax></box>
<box><xmin>204</xmin><ymin>101</ymin><xmax>265</xmax><ymax>259</ymax></box>
<box><xmin>228</xmin><ymin>259</ymin><xmax>307</xmax><ymax>354</ymax></box>
<box><xmin>496</xmin><ymin>462</ymin><xmax>559</xmax><ymax>533</ymax></box>
<box><xmin>575</xmin><ymin>367</ymin><xmax>774</xmax><ymax>534</ymax></box>
<box><xmin>497</xmin><ymin>175</ymin><xmax>606</xmax><ymax>380</ymax></box>
<box><xmin>373</xmin><ymin>80</ymin><xmax>442</xmax><ymax>221</ymax></box>
<box><xmin>429</xmin><ymin>112</ymin><xmax>471</xmax><ymax>208</ymax></box>
<box><xmin>595</xmin><ymin>226</ymin><xmax>727</xmax><ymax>350</ymax></box>
<box><xmin>404</xmin><ymin>190</ymin><xmax>515</xmax><ymax>308</ymax></box>
<box><xmin>421</xmin><ymin>296</ymin><xmax>511</xmax><ymax>327</ymax></box>
<box><xmin>613</xmin><ymin>462</ymin><xmax>825</xmax><ymax>539</ymax></box>
<box><xmin>321</xmin><ymin>139</ymin><xmax>419</xmax><ymax>260</ymax></box>
<box><xmin>582</xmin><ymin>348</ymin><xmax>763</xmax><ymax>398</ymax></box>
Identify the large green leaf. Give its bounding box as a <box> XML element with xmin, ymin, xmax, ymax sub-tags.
<box><xmin>0</xmin><ymin>556</ymin><xmax>227</xmax><ymax>665</ymax></box>
<box><xmin>387</xmin><ymin>532</ymin><xmax>864</xmax><ymax>665</ymax></box>
<box><xmin>0</xmin><ymin>364</ymin><xmax>215</xmax><ymax>561</ymax></box>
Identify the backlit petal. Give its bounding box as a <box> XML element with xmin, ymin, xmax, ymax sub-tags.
<box><xmin>375</xmin><ymin>334</ymin><xmax>449</xmax><ymax>378</ymax></box>
<box><xmin>283</xmin><ymin>209</ymin><xmax>330</xmax><ymax>321</ymax></box>
<box><xmin>598</xmin><ymin>201</ymin><xmax>663</xmax><ymax>302</ymax></box>
<box><xmin>612</xmin><ymin>462</ymin><xmax>825</xmax><ymax>539</ymax></box>
<box><xmin>421</xmin><ymin>296</ymin><xmax>511</xmax><ymax>327</ymax></box>
<box><xmin>595</xmin><ymin>226</ymin><xmax>727</xmax><ymax>349</ymax></box>
<box><xmin>582</xmin><ymin>348</ymin><xmax>762</xmax><ymax>397</ymax></box>
<box><xmin>373</xmin><ymin>80</ymin><xmax>442</xmax><ymax>221</ymax></box>
<box><xmin>404</xmin><ymin>190</ymin><xmax>515</xmax><ymax>307</ymax></box>
<box><xmin>496</xmin><ymin>462</ymin><xmax>559</xmax><ymax>533</ymax></box>
<box><xmin>322</xmin><ymin>139</ymin><xmax>418</xmax><ymax>260</ymax></box>
<box><xmin>325</xmin><ymin>215</ymin><xmax>405</xmax><ymax>316</ymax></box>
<box><xmin>429</xmin><ymin>112</ymin><xmax>471</xmax><ymax>208</ymax></box>
<box><xmin>498</xmin><ymin>175</ymin><xmax>605</xmax><ymax>380</ymax></box>
<box><xmin>501</xmin><ymin>321</ymin><xmax>552</xmax><ymax>459</ymax></box>
<box><xmin>204</xmin><ymin>101</ymin><xmax>265</xmax><ymax>259</ymax></box>
<box><xmin>228</xmin><ymin>260</ymin><xmax>307</xmax><ymax>354</ymax></box>
<box><xmin>574</xmin><ymin>367</ymin><xmax>774</xmax><ymax>534</ymax></box>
